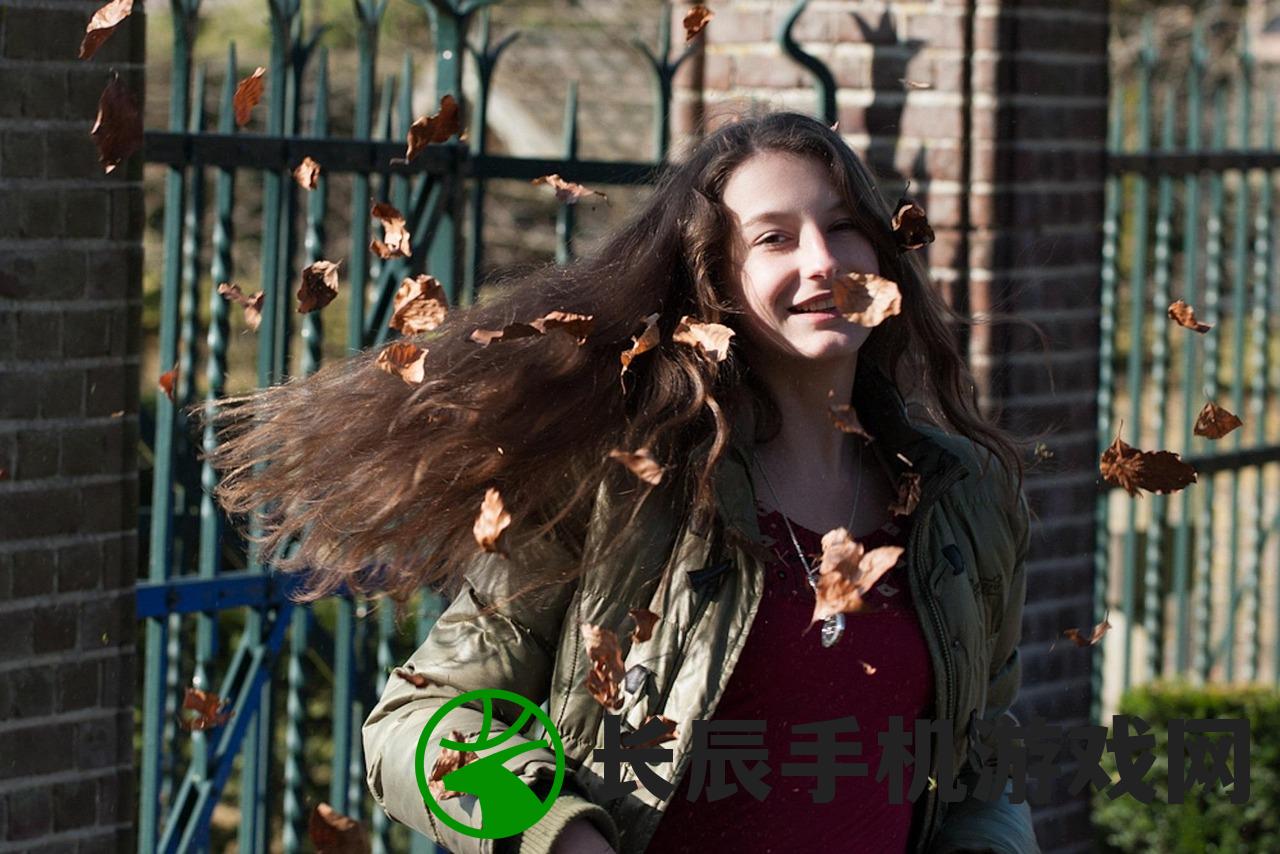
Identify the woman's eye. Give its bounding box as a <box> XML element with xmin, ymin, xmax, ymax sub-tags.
<box><xmin>757</xmin><ymin>233</ymin><xmax>786</xmax><ymax>245</ymax></box>
<box><xmin>831</xmin><ymin>220</ymin><xmax>856</xmax><ymax>231</ymax></box>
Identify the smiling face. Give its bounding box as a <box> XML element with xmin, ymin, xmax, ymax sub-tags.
<box><xmin>721</xmin><ymin>150</ymin><xmax>881</xmax><ymax>369</ymax></box>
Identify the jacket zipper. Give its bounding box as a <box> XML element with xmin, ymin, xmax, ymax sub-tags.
<box><xmin>909</xmin><ymin>465</ymin><xmax>965</xmax><ymax>853</ymax></box>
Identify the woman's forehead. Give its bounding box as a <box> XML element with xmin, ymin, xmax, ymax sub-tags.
<box><xmin>722</xmin><ymin>152</ymin><xmax>847</xmax><ymax>223</ymax></box>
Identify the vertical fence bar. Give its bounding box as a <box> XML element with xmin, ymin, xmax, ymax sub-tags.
<box><xmin>425</xmin><ymin>1</ymin><xmax>463</xmax><ymax>302</ymax></box>
<box><xmin>1194</xmin><ymin>85</ymin><xmax>1228</xmax><ymax>683</ymax></box>
<box><xmin>1119</xmin><ymin>22</ymin><xmax>1154</xmax><ymax>696</ymax></box>
<box><xmin>1143</xmin><ymin>85</ymin><xmax>1176</xmax><ymax>682</ymax></box>
<box><xmin>141</xmin><ymin>1</ymin><xmax>199</xmax><ymax>848</ymax></box>
<box><xmin>556</xmin><ymin>81</ymin><xmax>579</xmax><ymax>265</ymax></box>
<box><xmin>1092</xmin><ymin>85</ymin><xmax>1124</xmax><ymax>722</ymax></box>
<box><xmin>349</xmin><ymin>0</ymin><xmax>387</xmax><ymax>348</ymax></box>
<box><xmin>1223</xmin><ymin>41</ymin><xmax>1254</xmax><ymax>682</ymax></box>
<box><xmin>1172</xmin><ymin>23</ymin><xmax>1206</xmax><ymax>677</ymax></box>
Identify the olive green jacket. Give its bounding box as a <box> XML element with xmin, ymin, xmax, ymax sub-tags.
<box><xmin>363</xmin><ymin>362</ymin><xmax>1039</xmax><ymax>854</ymax></box>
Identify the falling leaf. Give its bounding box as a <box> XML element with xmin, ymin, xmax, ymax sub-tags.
<box><xmin>1060</xmin><ymin>610</ymin><xmax>1112</xmax><ymax>648</ymax></box>
<box><xmin>826</xmin><ymin>390</ymin><xmax>873</xmax><ymax>442</ymax></box>
<box><xmin>889</xmin><ymin>472</ymin><xmax>921</xmax><ymax>516</ymax></box>
<box><xmin>832</xmin><ymin>273</ymin><xmax>902</xmax><ymax>327</ymax></box>
<box><xmin>298</xmin><ymin>260</ymin><xmax>341</xmax><ymax>314</ymax></box>
<box><xmin>473</xmin><ymin>487</ymin><xmax>512</xmax><ymax>554</ymax></box>
<box><xmin>79</xmin><ymin>0</ymin><xmax>134</xmax><ymax>61</ymax></box>
<box><xmin>233</xmin><ymin>67</ymin><xmax>266</xmax><ymax>128</ymax></box>
<box><xmin>217</xmin><ymin>282</ymin><xmax>264</xmax><ymax>332</ymax></box>
<box><xmin>110</xmin><ymin>410</ymin><xmax>124</xmax><ymax>417</ymax></box>
<box><xmin>369</xmin><ymin>201</ymin><xmax>412</xmax><ymax>259</ymax></box>
<box><xmin>1167</xmin><ymin>299</ymin><xmax>1211</xmax><ymax>333</ymax></box>
<box><xmin>633</xmin><ymin>715</ymin><xmax>679</xmax><ymax>749</ymax></box>
<box><xmin>470</xmin><ymin>311</ymin><xmax>594</xmax><ymax>347</ymax></box>
<box><xmin>683</xmin><ymin>4</ymin><xmax>714</xmax><ymax>41</ymax></box>
<box><xmin>830</xmin><ymin>121</ymin><xmax>840</xmax><ymax>132</ymax></box>
<box><xmin>293</xmin><ymin>156</ymin><xmax>321</xmax><ymax>191</ymax></box>
<box><xmin>673</xmin><ymin>316</ymin><xmax>734</xmax><ymax>362</ymax></box>
<box><xmin>620</xmin><ymin>312</ymin><xmax>660</xmax><ymax>377</ymax></box>
<box><xmin>390</xmin><ymin>275</ymin><xmax>448</xmax><ymax>335</ymax></box>
<box><xmin>1193</xmin><ymin>401</ymin><xmax>1242</xmax><ymax>440</ymax></box>
<box><xmin>90</xmin><ymin>72</ymin><xmax>143</xmax><ymax>174</ymax></box>
<box><xmin>899</xmin><ymin>78</ymin><xmax>932</xmax><ymax>90</ymax></box>
<box><xmin>532</xmin><ymin>174</ymin><xmax>608</xmax><ymax>205</ymax></box>
<box><xmin>1033</xmin><ymin>442</ymin><xmax>1054</xmax><ymax>463</ymax></box>
<box><xmin>1099</xmin><ymin>430</ymin><xmax>1197</xmax><ymax>497</ymax></box>
<box><xmin>581</xmin><ymin>624</ymin><xmax>625</xmax><ymax>711</ymax></box>
<box><xmin>179</xmin><ymin>687</ymin><xmax>233</xmax><ymax>732</ymax></box>
<box><xmin>308</xmin><ymin>803</ymin><xmax>371</xmax><ymax>854</ymax></box>
<box><xmin>811</xmin><ymin>529</ymin><xmax>904</xmax><ymax>623</ymax></box>
<box><xmin>399</xmin><ymin>94</ymin><xmax>461</xmax><ymax>164</ymax></box>
<box><xmin>158</xmin><ymin>363</ymin><xmax>178</xmax><ymax>403</ymax></box>
<box><xmin>628</xmin><ymin>607</ymin><xmax>660</xmax><ymax>643</ymax></box>
<box><xmin>429</xmin><ymin>730</ymin><xmax>479</xmax><ymax>801</ymax></box>
<box><xmin>391</xmin><ymin>666</ymin><xmax>431</xmax><ymax>688</ymax></box>
<box><xmin>376</xmin><ymin>341</ymin><xmax>428</xmax><ymax>386</ymax></box>
<box><xmin>858</xmin><ymin>659</ymin><xmax>877</xmax><ymax>675</ymax></box>
<box><xmin>609</xmin><ymin>448</ymin><xmax>664</xmax><ymax>486</ymax></box>
<box><xmin>891</xmin><ymin>199</ymin><xmax>934</xmax><ymax>251</ymax></box>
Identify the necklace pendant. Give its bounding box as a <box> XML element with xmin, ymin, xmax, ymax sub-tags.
<box><xmin>821</xmin><ymin>613</ymin><xmax>845</xmax><ymax>647</ymax></box>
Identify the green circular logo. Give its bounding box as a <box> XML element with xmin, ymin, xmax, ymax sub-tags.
<box><xmin>414</xmin><ymin>688</ymin><xmax>566</xmax><ymax>840</ymax></box>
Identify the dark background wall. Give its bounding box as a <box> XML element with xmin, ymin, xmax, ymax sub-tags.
<box><xmin>0</xmin><ymin>0</ymin><xmax>143</xmax><ymax>850</ymax></box>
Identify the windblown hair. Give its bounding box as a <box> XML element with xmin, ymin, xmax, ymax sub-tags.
<box><xmin>197</xmin><ymin>110</ymin><xmax>1031</xmax><ymax>607</ymax></box>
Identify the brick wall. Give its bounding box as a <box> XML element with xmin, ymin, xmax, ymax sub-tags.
<box><xmin>676</xmin><ymin>3</ymin><xmax>1107</xmax><ymax>852</ymax></box>
<box><xmin>0</xmin><ymin>0</ymin><xmax>143</xmax><ymax>851</ymax></box>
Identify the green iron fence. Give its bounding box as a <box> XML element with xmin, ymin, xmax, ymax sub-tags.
<box><xmin>1094</xmin><ymin>16</ymin><xmax>1280</xmax><ymax>722</ymax></box>
<box><xmin>135</xmin><ymin>1</ymin><xmax>846</xmax><ymax>851</ymax></box>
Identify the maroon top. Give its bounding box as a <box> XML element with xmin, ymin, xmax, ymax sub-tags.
<box><xmin>646</xmin><ymin>505</ymin><xmax>933</xmax><ymax>853</ymax></box>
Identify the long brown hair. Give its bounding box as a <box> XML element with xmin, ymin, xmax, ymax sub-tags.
<box><xmin>195</xmin><ymin>110</ymin><xmax>1029</xmax><ymax>606</ymax></box>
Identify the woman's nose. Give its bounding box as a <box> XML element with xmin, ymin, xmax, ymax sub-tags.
<box><xmin>800</xmin><ymin>228</ymin><xmax>840</xmax><ymax>281</ymax></box>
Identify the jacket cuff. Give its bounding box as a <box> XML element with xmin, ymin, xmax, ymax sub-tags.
<box><xmin>515</xmin><ymin>794</ymin><xmax>621</xmax><ymax>854</ymax></box>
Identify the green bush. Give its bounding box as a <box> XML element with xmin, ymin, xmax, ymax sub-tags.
<box><xmin>1092</xmin><ymin>681</ymin><xmax>1280</xmax><ymax>854</ymax></box>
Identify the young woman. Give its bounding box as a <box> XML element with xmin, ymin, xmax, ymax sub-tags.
<box><xmin>204</xmin><ymin>111</ymin><xmax>1038</xmax><ymax>854</ymax></box>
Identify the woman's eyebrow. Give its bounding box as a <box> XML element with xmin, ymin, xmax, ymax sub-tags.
<box><xmin>740</xmin><ymin>200</ymin><xmax>849</xmax><ymax>230</ymax></box>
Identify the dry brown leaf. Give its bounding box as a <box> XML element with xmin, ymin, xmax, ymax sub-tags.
<box><xmin>429</xmin><ymin>730</ymin><xmax>479</xmax><ymax>801</ymax></box>
<box><xmin>376</xmin><ymin>341</ymin><xmax>428</xmax><ymax>386</ymax></box>
<box><xmin>628</xmin><ymin>607</ymin><xmax>661</xmax><ymax>644</ymax></box>
<box><xmin>889</xmin><ymin>472</ymin><xmax>921</xmax><ymax>516</ymax></box>
<box><xmin>1099</xmin><ymin>430</ymin><xmax>1197</xmax><ymax>497</ymax></box>
<box><xmin>233</xmin><ymin>67</ymin><xmax>266</xmax><ymax>128</ymax></box>
<box><xmin>80</xmin><ymin>0</ymin><xmax>134</xmax><ymax>61</ymax></box>
<box><xmin>179</xmin><ymin>686</ymin><xmax>232</xmax><ymax>732</ymax></box>
<box><xmin>899</xmin><ymin>78</ymin><xmax>933</xmax><ymax>90</ymax></box>
<box><xmin>826</xmin><ymin>389</ymin><xmax>873</xmax><ymax>442</ymax></box>
<box><xmin>858</xmin><ymin>659</ymin><xmax>877</xmax><ymax>675</ymax></box>
<box><xmin>297</xmin><ymin>260</ymin><xmax>341</xmax><ymax>314</ymax></box>
<box><xmin>400</xmin><ymin>94</ymin><xmax>461</xmax><ymax>164</ymax></box>
<box><xmin>532</xmin><ymin>174</ymin><xmax>609</xmax><ymax>205</ymax></box>
<box><xmin>672</xmin><ymin>316</ymin><xmax>734</xmax><ymax>362</ymax></box>
<box><xmin>473</xmin><ymin>487</ymin><xmax>511</xmax><ymax>555</ymax></box>
<box><xmin>293</xmin><ymin>156</ymin><xmax>321</xmax><ymax>191</ymax></box>
<box><xmin>1167</xmin><ymin>299</ymin><xmax>1211</xmax><ymax>333</ymax></box>
<box><xmin>811</xmin><ymin>529</ymin><xmax>904</xmax><ymax>623</ymax></box>
<box><xmin>1061</xmin><ymin>611</ymin><xmax>1111</xmax><ymax>648</ymax></box>
<box><xmin>633</xmin><ymin>714</ymin><xmax>679</xmax><ymax>749</ymax></box>
<box><xmin>1033</xmin><ymin>442</ymin><xmax>1054</xmax><ymax>463</ymax></box>
<box><xmin>158</xmin><ymin>363</ymin><xmax>178</xmax><ymax>403</ymax></box>
<box><xmin>1193</xmin><ymin>401</ymin><xmax>1242</xmax><ymax>440</ymax></box>
<box><xmin>308</xmin><ymin>803</ymin><xmax>371</xmax><ymax>854</ymax></box>
<box><xmin>683</xmin><ymin>4</ymin><xmax>714</xmax><ymax>41</ymax></box>
<box><xmin>370</xmin><ymin>201</ymin><xmax>412</xmax><ymax>259</ymax></box>
<box><xmin>90</xmin><ymin>72</ymin><xmax>143</xmax><ymax>174</ymax></box>
<box><xmin>217</xmin><ymin>282</ymin><xmax>264</xmax><ymax>332</ymax></box>
<box><xmin>832</xmin><ymin>273</ymin><xmax>902</xmax><ymax>327</ymax></box>
<box><xmin>470</xmin><ymin>311</ymin><xmax>594</xmax><ymax>347</ymax></box>
<box><xmin>581</xmin><ymin>624</ymin><xmax>625</xmax><ymax>711</ymax></box>
<box><xmin>891</xmin><ymin>199</ymin><xmax>935</xmax><ymax>250</ymax></box>
<box><xmin>391</xmin><ymin>666</ymin><xmax>431</xmax><ymax>688</ymax></box>
<box><xmin>608</xmin><ymin>448</ymin><xmax>664</xmax><ymax>486</ymax></box>
<box><xmin>390</xmin><ymin>275</ymin><xmax>448</xmax><ymax>335</ymax></box>
<box><xmin>620</xmin><ymin>312</ymin><xmax>661</xmax><ymax>377</ymax></box>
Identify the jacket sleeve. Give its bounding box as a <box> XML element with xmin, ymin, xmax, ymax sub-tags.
<box><xmin>362</xmin><ymin>536</ymin><xmax>622</xmax><ymax>854</ymax></box>
<box><xmin>931</xmin><ymin>478</ymin><xmax>1040</xmax><ymax>854</ymax></box>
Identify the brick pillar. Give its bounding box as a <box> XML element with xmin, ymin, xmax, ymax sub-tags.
<box><xmin>676</xmin><ymin>3</ymin><xmax>1108</xmax><ymax>852</ymax></box>
<box><xmin>0</xmin><ymin>1</ymin><xmax>143</xmax><ymax>850</ymax></box>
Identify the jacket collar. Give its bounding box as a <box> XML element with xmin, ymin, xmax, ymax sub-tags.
<box><xmin>710</xmin><ymin>357</ymin><xmax>970</xmax><ymax>548</ymax></box>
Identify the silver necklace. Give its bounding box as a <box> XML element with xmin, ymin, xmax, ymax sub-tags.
<box><xmin>753</xmin><ymin>440</ymin><xmax>865</xmax><ymax>648</ymax></box>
